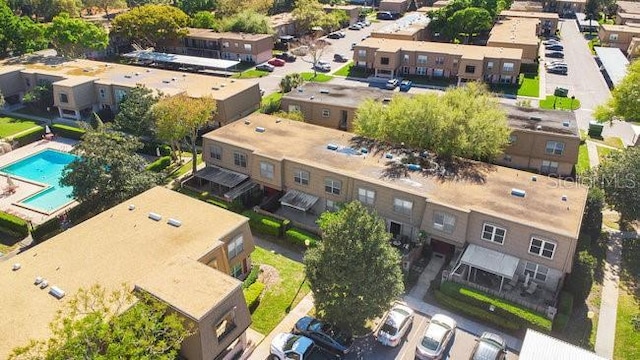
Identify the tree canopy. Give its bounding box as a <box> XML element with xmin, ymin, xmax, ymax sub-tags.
<box><xmin>215</xmin><ymin>0</ymin><xmax>273</xmax><ymax>17</ymax></box>
<box><xmin>354</xmin><ymin>82</ymin><xmax>510</xmax><ymax>160</ymax></box>
<box><xmin>428</xmin><ymin>0</ymin><xmax>506</xmax><ymax>42</ymax></box>
<box><xmin>175</xmin><ymin>0</ymin><xmax>214</xmax><ymax>15</ymax></box>
<box><xmin>190</xmin><ymin>10</ymin><xmax>217</xmax><ymax>28</ymax></box>
<box><xmin>82</xmin><ymin>0</ymin><xmax>127</xmax><ymax>17</ymax></box>
<box><xmin>304</xmin><ymin>201</ymin><xmax>404</xmax><ymax>334</ymax></box>
<box><xmin>110</xmin><ymin>4</ymin><xmax>190</xmax><ymax>49</ymax></box>
<box><xmin>47</xmin><ymin>12</ymin><xmax>109</xmax><ymax>58</ymax></box>
<box><xmin>292</xmin><ymin>0</ymin><xmax>324</xmax><ymax>34</ymax></box>
<box><xmin>448</xmin><ymin>7</ymin><xmax>492</xmax><ymax>44</ymax></box>
<box><xmin>594</xmin><ymin>59</ymin><xmax>640</xmax><ymax>122</ymax></box>
<box><xmin>593</xmin><ymin>147</ymin><xmax>640</xmax><ymax>222</ymax></box>
<box><xmin>0</xmin><ymin>1</ymin><xmax>48</xmax><ymax>57</ymax></box>
<box><xmin>279</xmin><ymin>73</ymin><xmax>304</xmax><ymax>93</ymax></box>
<box><xmin>10</xmin><ymin>284</ymin><xmax>191</xmax><ymax>360</ymax></box>
<box><xmin>112</xmin><ymin>85</ymin><xmax>159</xmax><ymax>138</ymax></box>
<box><xmin>222</xmin><ymin>10</ymin><xmax>273</xmax><ymax>34</ymax></box>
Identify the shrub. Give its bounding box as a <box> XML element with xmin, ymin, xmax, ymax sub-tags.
<box><xmin>566</xmin><ymin>250</ymin><xmax>596</xmax><ymax>301</ymax></box>
<box><xmin>440</xmin><ymin>281</ymin><xmax>552</xmax><ymax>331</ymax></box>
<box><xmin>242</xmin><ymin>210</ymin><xmax>282</xmax><ymax>237</ymax></box>
<box><xmin>0</xmin><ymin>211</ymin><xmax>29</xmax><ymax>237</ymax></box>
<box><xmin>146</xmin><ymin>156</ymin><xmax>171</xmax><ymax>172</ymax></box>
<box><xmin>31</xmin><ymin>217</ymin><xmax>63</xmax><ymax>243</ymax></box>
<box><xmin>553</xmin><ymin>313</ymin><xmax>570</xmax><ymax>332</ymax></box>
<box><xmin>244</xmin><ymin>281</ymin><xmax>265</xmax><ymax>313</ymax></box>
<box><xmin>51</xmin><ymin>124</ymin><xmax>85</xmax><ymax>140</ymax></box>
<box><xmin>285</xmin><ymin>228</ymin><xmax>320</xmax><ymax>248</ymax></box>
<box><xmin>553</xmin><ymin>291</ymin><xmax>574</xmax><ymax>332</ymax></box>
<box><xmin>139</xmin><ymin>143</ymin><xmax>172</xmax><ymax>157</ymax></box>
<box><xmin>243</xmin><ymin>265</ymin><xmax>260</xmax><ymax>289</ymax></box>
<box><xmin>12</xmin><ymin>126</ymin><xmax>45</xmax><ymax>147</ymax></box>
<box><xmin>434</xmin><ymin>290</ymin><xmax>520</xmax><ymax>331</ymax></box>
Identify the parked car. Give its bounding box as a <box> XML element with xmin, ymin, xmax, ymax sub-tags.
<box><xmin>256</xmin><ymin>63</ymin><xmax>275</xmax><ymax>72</ymax></box>
<box><xmin>333</xmin><ymin>54</ymin><xmax>349</xmax><ymax>62</ymax></box>
<box><xmin>348</xmin><ymin>23</ymin><xmax>362</xmax><ymax>30</ymax></box>
<box><xmin>351</xmin><ymin>42</ymin><xmax>357</xmax><ymax>50</ymax></box>
<box><xmin>276</xmin><ymin>52</ymin><xmax>297</xmax><ymax>62</ymax></box>
<box><xmin>547</xmin><ymin>64</ymin><xmax>568</xmax><ymax>75</ymax></box>
<box><xmin>327</xmin><ymin>32</ymin><xmax>345</xmax><ymax>39</ymax></box>
<box><xmin>270</xmin><ymin>333</ymin><xmax>328</xmax><ymax>360</ymax></box>
<box><xmin>314</xmin><ymin>60</ymin><xmax>331</xmax><ymax>72</ymax></box>
<box><xmin>470</xmin><ymin>332</ymin><xmax>507</xmax><ymax>360</ymax></box>
<box><xmin>293</xmin><ymin>316</ymin><xmax>353</xmax><ymax>355</ymax></box>
<box><xmin>545</xmin><ymin>44</ymin><xmax>564</xmax><ymax>51</ymax></box>
<box><xmin>385</xmin><ymin>78</ymin><xmax>399</xmax><ymax>90</ymax></box>
<box><xmin>362</xmin><ymin>20</ymin><xmax>371</xmax><ymax>26</ymax></box>
<box><xmin>543</xmin><ymin>39</ymin><xmax>561</xmax><ymax>46</ymax></box>
<box><xmin>268</xmin><ymin>58</ymin><xmax>286</xmax><ymax>67</ymax></box>
<box><xmin>377</xmin><ymin>11</ymin><xmax>394</xmax><ymax>20</ymax></box>
<box><xmin>545</xmin><ymin>51</ymin><xmax>564</xmax><ymax>58</ymax></box>
<box><xmin>399</xmin><ymin>79</ymin><xmax>413</xmax><ymax>92</ymax></box>
<box><xmin>376</xmin><ymin>302</ymin><xmax>415</xmax><ymax>347</ymax></box>
<box><xmin>545</xmin><ymin>60</ymin><xmax>566</xmax><ymax>68</ymax></box>
<box><xmin>415</xmin><ymin>314</ymin><xmax>457</xmax><ymax>360</ymax></box>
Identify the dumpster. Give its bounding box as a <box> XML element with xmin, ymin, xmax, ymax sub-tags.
<box><xmin>588</xmin><ymin>121</ymin><xmax>604</xmax><ymax>138</ymax></box>
<box><xmin>554</xmin><ymin>87</ymin><xmax>569</xmax><ymax>97</ymax></box>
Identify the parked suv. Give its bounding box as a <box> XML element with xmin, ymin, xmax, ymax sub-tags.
<box><xmin>276</xmin><ymin>52</ymin><xmax>297</xmax><ymax>62</ymax></box>
<box><xmin>333</xmin><ymin>54</ymin><xmax>349</xmax><ymax>62</ymax></box>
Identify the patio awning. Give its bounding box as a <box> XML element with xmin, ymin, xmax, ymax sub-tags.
<box><xmin>279</xmin><ymin>189</ymin><xmax>319</xmax><ymax>212</ymax></box>
<box><xmin>194</xmin><ymin>166</ymin><xmax>248</xmax><ymax>188</ymax></box>
<box><xmin>224</xmin><ymin>181</ymin><xmax>257</xmax><ymax>201</ymax></box>
<box><xmin>460</xmin><ymin>244</ymin><xmax>519</xmax><ymax>279</ymax></box>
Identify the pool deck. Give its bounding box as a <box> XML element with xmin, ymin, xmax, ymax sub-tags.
<box><xmin>0</xmin><ymin>138</ymin><xmax>77</xmax><ymax>225</ymax></box>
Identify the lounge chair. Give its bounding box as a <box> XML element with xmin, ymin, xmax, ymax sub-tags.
<box><xmin>504</xmin><ymin>275</ymin><xmax>519</xmax><ymax>291</ymax></box>
<box><xmin>525</xmin><ymin>282</ymin><xmax>538</xmax><ymax>295</ymax></box>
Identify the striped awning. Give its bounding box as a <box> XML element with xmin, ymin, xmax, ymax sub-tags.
<box><xmin>279</xmin><ymin>189</ymin><xmax>319</xmax><ymax>212</ymax></box>
<box><xmin>194</xmin><ymin>166</ymin><xmax>248</xmax><ymax>188</ymax></box>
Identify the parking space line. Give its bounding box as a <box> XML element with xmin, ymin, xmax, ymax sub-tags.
<box><xmin>397</xmin><ymin>314</ymin><xmax>429</xmax><ymax>360</ymax></box>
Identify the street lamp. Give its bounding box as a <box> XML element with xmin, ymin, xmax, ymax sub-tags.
<box><xmin>570</xmin><ymin>95</ymin><xmax>576</xmax><ymax>111</ymax></box>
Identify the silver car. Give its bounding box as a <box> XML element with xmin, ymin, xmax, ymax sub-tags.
<box><xmin>416</xmin><ymin>314</ymin><xmax>457</xmax><ymax>360</ymax></box>
<box><xmin>470</xmin><ymin>332</ymin><xmax>507</xmax><ymax>360</ymax></box>
<box><xmin>376</xmin><ymin>302</ymin><xmax>414</xmax><ymax>347</ymax></box>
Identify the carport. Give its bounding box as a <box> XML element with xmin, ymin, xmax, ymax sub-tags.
<box><xmin>594</xmin><ymin>47</ymin><xmax>629</xmax><ymax>88</ymax></box>
<box><xmin>456</xmin><ymin>244</ymin><xmax>520</xmax><ymax>292</ymax></box>
<box><xmin>279</xmin><ymin>189</ymin><xmax>319</xmax><ymax>212</ymax></box>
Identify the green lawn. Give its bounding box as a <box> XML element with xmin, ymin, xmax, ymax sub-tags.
<box><xmin>231</xmin><ymin>69</ymin><xmax>270</xmax><ymax>79</ymax></box>
<box><xmin>333</xmin><ymin>62</ymin><xmax>369</xmax><ymax>78</ymax></box>
<box><xmin>517</xmin><ymin>73</ymin><xmax>540</xmax><ymax>97</ymax></box>
<box><xmin>0</xmin><ymin>116</ymin><xmax>42</xmax><ymax>138</ymax></box>
<box><xmin>167</xmin><ymin>153</ymin><xmax>203</xmax><ymax>180</ymax></box>
<box><xmin>250</xmin><ymin>246</ymin><xmax>310</xmax><ymax>335</ymax></box>
<box><xmin>596</xmin><ymin>146</ymin><xmax>614</xmax><ymax>162</ymax></box>
<box><xmin>617</xmin><ymin>237</ymin><xmax>640</xmax><ymax>360</ymax></box>
<box><xmin>300</xmin><ymin>72</ymin><xmax>333</xmax><ymax>82</ymax></box>
<box><xmin>539</xmin><ymin>95</ymin><xmax>581</xmax><ymax>110</ymax></box>
<box><xmin>589</xmin><ymin>136</ymin><xmax>625</xmax><ymax>149</ymax></box>
<box><xmin>576</xmin><ymin>142</ymin><xmax>590</xmax><ymax>174</ymax></box>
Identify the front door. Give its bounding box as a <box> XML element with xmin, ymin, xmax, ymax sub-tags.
<box><xmin>339</xmin><ymin>110</ymin><xmax>348</xmax><ymax>131</ymax></box>
<box><xmin>389</xmin><ymin>221</ymin><xmax>402</xmax><ymax>238</ymax></box>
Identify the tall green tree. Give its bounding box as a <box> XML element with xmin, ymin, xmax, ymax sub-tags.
<box><xmin>175</xmin><ymin>0</ymin><xmax>214</xmax><ymax>15</ymax></box>
<box><xmin>113</xmin><ymin>85</ymin><xmax>159</xmax><ymax>138</ymax></box>
<box><xmin>152</xmin><ymin>94</ymin><xmax>216</xmax><ymax>175</ymax></box>
<box><xmin>22</xmin><ymin>81</ymin><xmax>53</xmax><ymax>111</ymax></box>
<box><xmin>223</xmin><ymin>10</ymin><xmax>273</xmax><ymax>34</ymax></box>
<box><xmin>31</xmin><ymin>0</ymin><xmax>83</xmax><ymax>21</ymax></box>
<box><xmin>594</xmin><ymin>147</ymin><xmax>640</xmax><ymax>222</ymax></box>
<box><xmin>47</xmin><ymin>12</ymin><xmax>109</xmax><ymax>58</ymax></box>
<box><xmin>355</xmin><ymin>82</ymin><xmax>510</xmax><ymax>160</ymax></box>
<box><xmin>594</xmin><ymin>59</ymin><xmax>640</xmax><ymax>122</ymax></box>
<box><xmin>10</xmin><ymin>285</ymin><xmax>192</xmax><ymax>360</ymax></box>
<box><xmin>279</xmin><ymin>72</ymin><xmax>304</xmax><ymax>93</ymax></box>
<box><xmin>110</xmin><ymin>4</ymin><xmax>190</xmax><ymax>49</ymax></box>
<box><xmin>292</xmin><ymin>0</ymin><xmax>324</xmax><ymax>34</ymax></box>
<box><xmin>190</xmin><ymin>10</ymin><xmax>217</xmax><ymax>29</ymax></box>
<box><xmin>215</xmin><ymin>0</ymin><xmax>273</xmax><ymax>16</ymax></box>
<box><xmin>304</xmin><ymin>201</ymin><xmax>404</xmax><ymax>334</ymax></box>
<box><xmin>449</xmin><ymin>7</ymin><xmax>492</xmax><ymax>43</ymax></box>
<box><xmin>82</xmin><ymin>0</ymin><xmax>126</xmax><ymax>17</ymax></box>
<box><xmin>60</xmin><ymin>129</ymin><xmax>159</xmax><ymax>208</ymax></box>
<box><xmin>0</xmin><ymin>1</ymin><xmax>48</xmax><ymax>57</ymax></box>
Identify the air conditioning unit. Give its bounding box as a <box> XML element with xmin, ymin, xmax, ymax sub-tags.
<box><xmin>149</xmin><ymin>212</ymin><xmax>162</xmax><ymax>221</ymax></box>
<box><xmin>49</xmin><ymin>286</ymin><xmax>65</xmax><ymax>299</ymax></box>
<box><xmin>167</xmin><ymin>218</ymin><xmax>182</xmax><ymax>227</ymax></box>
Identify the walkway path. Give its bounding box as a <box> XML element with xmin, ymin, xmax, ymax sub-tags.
<box><xmin>594</xmin><ymin>230</ymin><xmax>623</xmax><ymax>358</ymax></box>
<box><xmin>408</xmin><ymin>253</ymin><xmax>444</xmax><ymax>299</ymax></box>
<box><xmin>586</xmin><ymin>140</ymin><xmax>600</xmax><ymax>168</ymax></box>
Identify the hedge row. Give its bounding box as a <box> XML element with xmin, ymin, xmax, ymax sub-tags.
<box><xmin>434</xmin><ymin>290</ymin><xmax>520</xmax><ymax>331</ymax></box>
<box><xmin>242</xmin><ymin>210</ymin><xmax>282</xmax><ymax>237</ymax></box>
<box><xmin>285</xmin><ymin>228</ymin><xmax>320</xmax><ymax>248</ymax></box>
<box><xmin>244</xmin><ymin>281</ymin><xmax>265</xmax><ymax>313</ymax></box>
<box><xmin>31</xmin><ymin>216</ymin><xmax>64</xmax><ymax>243</ymax></box>
<box><xmin>146</xmin><ymin>156</ymin><xmax>171</xmax><ymax>172</ymax></box>
<box><xmin>243</xmin><ymin>265</ymin><xmax>260</xmax><ymax>289</ymax></box>
<box><xmin>139</xmin><ymin>143</ymin><xmax>172</xmax><ymax>157</ymax></box>
<box><xmin>12</xmin><ymin>127</ymin><xmax>45</xmax><ymax>147</ymax></box>
<box><xmin>0</xmin><ymin>211</ymin><xmax>29</xmax><ymax>237</ymax></box>
<box><xmin>51</xmin><ymin>124</ymin><xmax>85</xmax><ymax>140</ymax></box>
<box><xmin>553</xmin><ymin>291</ymin><xmax>574</xmax><ymax>332</ymax></box>
<box><xmin>440</xmin><ymin>281</ymin><xmax>552</xmax><ymax>331</ymax></box>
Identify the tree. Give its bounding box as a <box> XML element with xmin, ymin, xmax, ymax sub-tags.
<box><xmin>175</xmin><ymin>0</ymin><xmax>214</xmax><ymax>15</ymax></box>
<box><xmin>113</xmin><ymin>85</ymin><xmax>159</xmax><ymax>138</ymax></box>
<box><xmin>272</xmin><ymin>110</ymin><xmax>305</xmax><ymax>121</ymax></box>
<box><xmin>60</xmin><ymin>129</ymin><xmax>159</xmax><ymax>208</ymax></box>
<box><xmin>22</xmin><ymin>81</ymin><xmax>53</xmax><ymax>111</ymax></box>
<box><xmin>222</xmin><ymin>10</ymin><xmax>273</xmax><ymax>34</ymax></box>
<box><xmin>10</xmin><ymin>284</ymin><xmax>192</xmax><ymax>359</ymax></box>
<box><xmin>316</xmin><ymin>9</ymin><xmax>349</xmax><ymax>33</ymax></box>
<box><xmin>110</xmin><ymin>4</ymin><xmax>190</xmax><ymax>49</ymax></box>
<box><xmin>292</xmin><ymin>0</ymin><xmax>324</xmax><ymax>34</ymax></box>
<box><xmin>215</xmin><ymin>0</ymin><xmax>274</xmax><ymax>16</ymax></box>
<box><xmin>448</xmin><ymin>7</ymin><xmax>492</xmax><ymax>44</ymax></box>
<box><xmin>152</xmin><ymin>94</ymin><xmax>216</xmax><ymax>175</ymax></box>
<box><xmin>585</xmin><ymin>0</ymin><xmax>600</xmax><ymax>20</ymax></box>
<box><xmin>47</xmin><ymin>12</ymin><xmax>109</xmax><ymax>58</ymax></box>
<box><xmin>82</xmin><ymin>0</ymin><xmax>126</xmax><ymax>18</ymax></box>
<box><xmin>0</xmin><ymin>2</ymin><xmax>47</xmax><ymax>57</ymax></box>
<box><xmin>190</xmin><ymin>10</ymin><xmax>217</xmax><ymax>29</ymax></box>
<box><xmin>304</xmin><ymin>201</ymin><xmax>404</xmax><ymax>333</ymax></box>
<box><xmin>279</xmin><ymin>73</ymin><xmax>304</xmax><ymax>93</ymax></box>
<box><xmin>594</xmin><ymin>147</ymin><xmax>640</xmax><ymax>222</ymax></box>
<box><xmin>594</xmin><ymin>59</ymin><xmax>640</xmax><ymax>122</ymax></box>
<box><xmin>30</xmin><ymin>0</ymin><xmax>83</xmax><ymax>21</ymax></box>
<box><xmin>298</xmin><ymin>36</ymin><xmax>330</xmax><ymax>77</ymax></box>
<box><xmin>580</xmin><ymin>187</ymin><xmax>604</xmax><ymax>243</ymax></box>
<box><xmin>354</xmin><ymin>82</ymin><xmax>510</xmax><ymax>160</ymax></box>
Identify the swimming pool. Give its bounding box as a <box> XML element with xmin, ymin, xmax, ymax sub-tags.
<box><xmin>0</xmin><ymin>149</ymin><xmax>78</xmax><ymax>214</ymax></box>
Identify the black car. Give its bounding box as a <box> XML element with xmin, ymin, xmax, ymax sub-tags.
<box><xmin>545</xmin><ymin>51</ymin><xmax>564</xmax><ymax>58</ymax></box>
<box><xmin>545</xmin><ymin>44</ymin><xmax>564</xmax><ymax>51</ymax></box>
<box><xmin>293</xmin><ymin>316</ymin><xmax>353</xmax><ymax>356</ymax></box>
<box><xmin>276</xmin><ymin>52</ymin><xmax>297</xmax><ymax>62</ymax></box>
<box><xmin>328</xmin><ymin>32</ymin><xmax>342</xmax><ymax>39</ymax></box>
<box><xmin>333</xmin><ymin>54</ymin><xmax>349</xmax><ymax>62</ymax></box>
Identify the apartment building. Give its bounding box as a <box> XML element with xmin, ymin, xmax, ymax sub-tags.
<box><xmin>202</xmin><ymin>114</ymin><xmax>587</xmax><ymax>297</ymax></box>
<box><xmin>353</xmin><ymin>37</ymin><xmax>523</xmax><ymax>83</ymax></box>
<box><xmin>380</xmin><ymin>0</ymin><xmax>410</xmax><ymax>14</ymax></box>
<box><xmin>0</xmin><ymin>187</ymin><xmax>255</xmax><ymax>360</ymax></box>
<box><xmin>0</xmin><ymin>56</ymin><xmax>260</xmax><ymax>125</ymax></box>
<box><xmin>509</xmin><ymin>1</ymin><xmax>544</xmax><ymax>12</ymax></box>
<box><xmin>499</xmin><ymin>10</ymin><xmax>560</xmax><ymax>35</ymax></box>
<box><xmin>323</xmin><ymin>4</ymin><xmax>362</xmax><ymax>25</ymax></box>
<box><xmin>371</xmin><ymin>12</ymin><xmax>430</xmax><ymax>41</ymax></box>
<box><xmin>615</xmin><ymin>1</ymin><xmax>640</xmax><ymax>25</ymax></box>
<box><xmin>598</xmin><ymin>23</ymin><xmax>640</xmax><ymax>53</ymax></box>
<box><xmin>487</xmin><ymin>17</ymin><xmax>541</xmax><ymax>63</ymax></box>
<box><xmin>173</xmin><ymin>29</ymin><xmax>274</xmax><ymax>64</ymax></box>
<box><xmin>542</xmin><ymin>0</ymin><xmax>586</xmax><ymax>16</ymax></box>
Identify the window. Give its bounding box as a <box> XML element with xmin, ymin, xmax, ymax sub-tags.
<box><xmin>465</xmin><ymin>65</ymin><xmax>476</xmax><ymax>74</ymax></box>
<box><xmin>452</xmin><ymin>58</ymin><xmax>459</xmax><ymax>66</ymax></box>
<box><xmin>393</xmin><ymin>198</ymin><xmax>413</xmax><ymax>216</ymax></box>
<box><xmin>222</xmin><ymin>41</ymin><xmax>229</xmax><ymax>48</ymax></box>
<box><xmin>487</xmin><ymin>61</ymin><xmax>494</xmax><ymax>70</ymax></box>
<box><xmin>233</xmin><ymin>152</ymin><xmax>247</xmax><ymax>168</ymax></box>
<box><xmin>326</xmin><ymin>199</ymin><xmax>338</xmax><ymax>211</ymax></box>
<box><xmin>324</xmin><ymin>178</ymin><xmax>341</xmax><ymax>195</ymax></box>
<box><xmin>322</xmin><ymin>109</ymin><xmax>330</xmax><ymax>117</ymax></box>
<box><xmin>403</xmin><ymin>54</ymin><xmax>409</xmax><ymax>63</ymax></box>
<box><xmin>417</xmin><ymin>55</ymin><xmax>428</xmax><ymax>64</ymax></box>
<box><xmin>529</xmin><ymin>237</ymin><xmax>556</xmax><ymax>259</ymax></box>
<box><xmin>358</xmin><ymin>188</ymin><xmax>375</xmax><ymax>205</ymax></box>
<box><xmin>524</xmin><ymin>261</ymin><xmax>549</xmax><ymax>281</ymax></box>
<box><xmin>416</xmin><ymin>67</ymin><xmax>426</xmax><ymax>75</ymax></box>
<box><xmin>294</xmin><ymin>169</ymin><xmax>310</xmax><ymax>185</ymax></box>
<box><xmin>402</xmin><ymin>66</ymin><xmax>409</xmax><ymax>74</ymax></box>
<box><xmin>210</xmin><ymin>145</ymin><xmax>222</xmax><ymax>160</ymax></box>
<box><xmin>508</xmin><ymin>134</ymin><xmax>517</xmax><ymax>144</ymax></box>
<box><xmin>482</xmin><ymin>223</ymin><xmax>506</xmax><ymax>244</ymax></box>
<box><xmin>288</xmin><ymin>104</ymin><xmax>300</xmax><ymax>112</ymax></box>
<box><xmin>541</xmin><ymin>160</ymin><xmax>559</xmax><ymax>174</ymax></box>
<box><xmin>503</xmin><ymin>154</ymin><xmax>512</xmax><ymax>162</ymax></box>
<box><xmin>99</xmin><ymin>88</ymin><xmax>105</xmax><ymax>98</ymax></box>
<box><xmin>609</xmin><ymin>33</ymin><xmax>618</xmax><ymax>41</ymax></box>
<box><xmin>227</xmin><ymin>235</ymin><xmax>244</xmax><ymax>259</ymax></box>
<box><xmin>435</xmin><ymin>56</ymin><xmax>445</xmax><ymax>65</ymax></box>
<box><xmin>545</xmin><ymin>141</ymin><xmax>565</xmax><ymax>155</ymax></box>
<box><xmin>25</xmin><ymin>78</ymin><xmax>31</xmax><ymax>87</ymax></box>
<box><xmin>358</xmin><ymin>49</ymin><xmax>366</xmax><ymax>57</ymax></box>
<box><xmin>433</xmin><ymin>212</ymin><xmax>455</xmax><ymax>233</ymax></box>
<box><xmin>502</xmin><ymin>62</ymin><xmax>514</xmax><ymax>72</ymax></box>
<box><xmin>260</xmin><ymin>161</ymin><xmax>274</xmax><ymax>179</ymax></box>
<box><xmin>215</xmin><ymin>311</ymin><xmax>237</xmax><ymax>341</ymax></box>
<box><xmin>114</xmin><ymin>89</ymin><xmax>127</xmax><ymax>102</ymax></box>
<box><xmin>59</xmin><ymin>93</ymin><xmax>68</xmax><ymax>103</ymax></box>
<box><xmin>244</xmin><ymin>43</ymin><xmax>252</xmax><ymax>51</ymax></box>
<box><xmin>381</xmin><ymin>57</ymin><xmax>390</xmax><ymax>65</ymax></box>
<box><xmin>231</xmin><ymin>263</ymin><xmax>242</xmax><ymax>278</ymax></box>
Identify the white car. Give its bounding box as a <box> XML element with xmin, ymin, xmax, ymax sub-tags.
<box><xmin>376</xmin><ymin>302</ymin><xmax>414</xmax><ymax>347</ymax></box>
<box><xmin>314</xmin><ymin>60</ymin><xmax>331</xmax><ymax>72</ymax></box>
<box><xmin>415</xmin><ymin>314</ymin><xmax>457</xmax><ymax>360</ymax></box>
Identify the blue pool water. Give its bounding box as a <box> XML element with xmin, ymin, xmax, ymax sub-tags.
<box><xmin>1</xmin><ymin>149</ymin><xmax>78</xmax><ymax>213</ymax></box>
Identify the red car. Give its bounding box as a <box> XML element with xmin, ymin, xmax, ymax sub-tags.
<box><xmin>268</xmin><ymin>58</ymin><xmax>286</xmax><ymax>67</ymax></box>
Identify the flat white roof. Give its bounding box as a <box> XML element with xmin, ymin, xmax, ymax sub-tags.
<box><xmin>123</xmin><ymin>50</ymin><xmax>240</xmax><ymax>70</ymax></box>
<box><xmin>594</xmin><ymin>46</ymin><xmax>630</xmax><ymax>87</ymax></box>
<box><xmin>520</xmin><ymin>329</ymin><xmax>608</xmax><ymax>360</ymax></box>
<box><xmin>460</xmin><ymin>244</ymin><xmax>519</xmax><ymax>279</ymax></box>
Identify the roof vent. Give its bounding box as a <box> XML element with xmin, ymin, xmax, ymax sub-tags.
<box><xmin>536</xmin><ymin>125</ymin><xmax>542</xmax><ymax>130</ymax></box>
<box><xmin>49</xmin><ymin>286</ymin><xmax>65</xmax><ymax>299</ymax></box>
<box><xmin>34</xmin><ymin>276</ymin><xmax>43</xmax><ymax>285</ymax></box>
<box><xmin>212</xmin><ymin>86</ymin><xmax>219</xmax><ymax>90</ymax></box>
<box><xmin>12</xmin><ymin>263</ymin><xmax>21</xmax><ymax>271</ymax></box>
<box><xmin>146</xmin><ymin>69</ymin><xmax>151</xmax><ymax>72</ymax></box>
<box><xmin>360</xmin><ymin>148</ymin><xmax>369</xmax><ymax>154</ymax></box>
<box><xmin>244</xmin><ymin>119</ymin><xmax>251</xmax><ymax>125</ymax></box>
<box><xmin>148</xmin><ymin>212</ymin><xmax>162</xmax><ymax>221</ymax></box>
<box><xmin>562</xmin><ymin>121</ymin><xmax>570</xmax><ymax>127</ymax></box>
<box><xmin>511</xmin><ymin>188</ymin><xmax>526</xmax><ymax>198</ymax></box>
<box><xmin>167</xmin><ymin>218</ymin><xmax>182</xmax><ymax>227</ymax></box>
<box><xmin>128</xmin><ymin>204</ymin><xmax>135</xmax><ymax>211</ymax></box>
<box><xmin>310</xmin><ymin>96</ymin><xmax>315</xmax><ymax>100</ymax></box>
<box><xmin>39</xmin><ymin>280</ymin><xmax>49</xmax><ymax>289</ymax></box>
<box><xmin>320</xmin><ymin>89</ymin><xmax>330</xmax><ymax>94</ymax></box>
<box><xmin>220</xmin><ymin>83</ymin><xmax>226</xmax><ymax>87</ymax></box>
<box><xmin>531</xmin><ymin>176</ymin><xmax>537</xmax><ymax>182</ymax></box>
<box><xmin>135</xmin><ymin>72</ymin><xmax>140</xmax><ymax>76</ymax></box>
<box><xmin>561</xmin><ymin>195</ymin><xmax>568</xmax><ymax>201</ymax></box>
<box><xmin>327</xmin><ymin>143</ymin><xmax>339</xmax><ymax>151</ymax></box>
<box><xmin>230</xmin><ymin>79</ymin><xmax>235</xmax><ymax>82</ymax></box>
<box><xmin>255</xmin><ymin>126</ymin><xmax>266</xmax><ymax>133</ymax></box>
<box><xmin>530</xmin><ymin>116</ymin><xmax>542</xmax><ymax>121</ymax></box>
<box><xmin>171</xmin><ymin>77</ymin><xmax>177</xmax><ymax>81</ymax></box>
<box><xmin>298</xmin><ymin>88</ymin><xmax>304</xmax><ymax>92</ymax></box>
<box><xmin>124</xmin><ymin>75</ymin><xmax>132</xmax><ymax>79</ymax></box>
<box><xmin>162</xmin><ymin>80</ymin><xmax>171</xmax><ymax>84</ymax></box>
<box><xmin>382</xmin><ymin>98</ymin><xmax>392</xmax><ymax>103</ymax></box>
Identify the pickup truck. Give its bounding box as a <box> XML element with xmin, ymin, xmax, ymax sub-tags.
<box><xmin>270</xmin><ymin>333</ymin><xmax>336</xmax><ymax>360</ymax></box>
